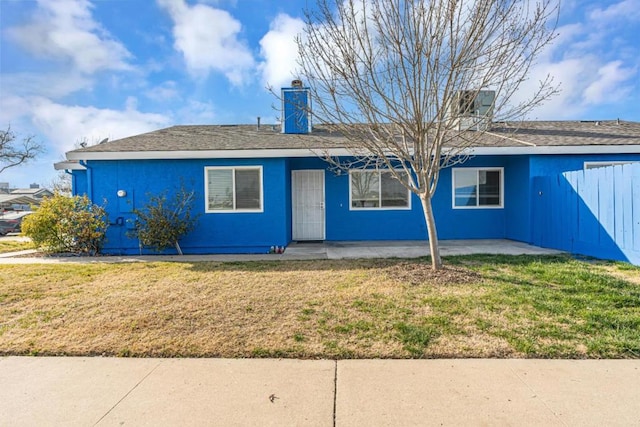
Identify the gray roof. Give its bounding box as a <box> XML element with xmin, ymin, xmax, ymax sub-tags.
<box><xmin>484</xmin><ymin>120</ymin><xmax>640</xmax><ymax>147</ymax></box>
<box><xmin>0</xmin><ymin>194</ymin><xmax>39</xmax><ymax>206</ymax></box>
<box><xmin>71</xmin><ymin>125</ymin><xmax>347</xmax><ymax>153</ymax></box>
<box><xmin>68</xmin><ymin>120</ymin><xmax>640</xmax><ymax>156</ymax></box>
<box><xmin>11</xmin><ymin>188</ymin><xmax>53</xmax><ymax>196</ymax></box>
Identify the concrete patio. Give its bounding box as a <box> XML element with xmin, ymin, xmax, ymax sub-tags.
<box><xmin>0</xmin><ymin>239</ymin><xmax>562</xmax><ymax>264</ymax></box>
<box><xmin>289</xmin><ymin>239</ymin><xmax>563</xmax><ymax>259</ymax></box>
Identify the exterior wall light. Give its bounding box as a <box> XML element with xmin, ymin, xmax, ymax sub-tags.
<box><xmin>117</xmin><ymin>190</ymin><xmax>127</xmax><ymax>198</ymax></box>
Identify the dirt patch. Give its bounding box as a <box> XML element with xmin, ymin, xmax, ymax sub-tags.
<box><xmin>384</xmin><ymin>262</ymin><xmax>481</xmax><ymax>285</ymax></box>
<box><xmin>597</xmin><ymin>266</ymin><xmax>640</xmax><ymax>285</ymax></box>
<box><xmin>427</xmin><ymin>334</ymin><xmax>518</xmax><ymax>358</ymax></box>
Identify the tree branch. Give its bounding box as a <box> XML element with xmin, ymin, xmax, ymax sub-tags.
<box><xmin>0</xmin><ymin>126</ymin><xmax>44</xmax><ymax>175</ymax></box>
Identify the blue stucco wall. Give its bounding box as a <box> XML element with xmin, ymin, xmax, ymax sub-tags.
<box><xmin>289</xmin><ymin>157</ymin><xmax>428</xmax><ymax>241</ymax></box>
<box><xmin>290</xmin><ymin>156</ymin><xmax>513</xmax><ymax>241</ymax></box>
<box><xmin>71</xmin><ymin>170</ymin><xmax>88</xmax><ymax>197</ymax></box>
<box><xmin>283</xmin><ymin>158</ymin><xmax>293</xmax><ymax>243</ymax></box>
<box><xmin>71</xmin><ymin>152</ymin><xmax>639</xmax><ymax>254</ymax></box>
<box><xmin>325</xmin><ymin>173</ymin><xmax>428</xmax><ymax>241</ymax></box>
<box><xmin>432</xmin><ymin>156</ymin><xmax>510</xmax><ymax>240</ymax></box>
<box><xmin>83</xmin><ymin>158</ymin><xmax>290</xmax><ymax>255</ymax></box>
<box><xmin>530</xmin><ymin>154</ymin><xmax>640</xmax><ymax>177</ymax></box>
<box><xmin>504</xmin><ymin>155</ymin><xmax>531</xmax><ymax>243</ymax></box>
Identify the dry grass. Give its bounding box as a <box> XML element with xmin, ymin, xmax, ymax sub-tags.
<box><xmin>591</xmin><ymin>262</ymin><xmax>640</xmax><ymax>285</ymax></box>
<box><xmin>0</xmin><ymin>240</ymin><xmax>34</xmax><ymax>254</ymax></box>
<box><xmin>0</xmin><ymin>256</ymin><xmax>638</xmax><ymax>359</ymax></box>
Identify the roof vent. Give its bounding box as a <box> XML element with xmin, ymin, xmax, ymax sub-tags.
<box><xmin>451</xmin><ymin>90</ymin><xmax>495</xmax><ymax>131</ymax></box>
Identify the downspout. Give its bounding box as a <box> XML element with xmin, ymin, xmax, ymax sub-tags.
<box><xmin>80</xmin><ymin>160</ymin><xmax>93</xmax><ymax>202</ymax></box>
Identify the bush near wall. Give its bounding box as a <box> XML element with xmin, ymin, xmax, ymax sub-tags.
<box><xmin>21</xmin><ymin>194</ymin><xmax>108</xmax><ymax>255</ymax></box>
<box><xmin>127</xmin><ymin>187</ymin><xmax>199</xmax><ymax>255</ymax></box>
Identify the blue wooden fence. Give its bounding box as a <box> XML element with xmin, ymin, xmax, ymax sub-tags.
<box><xmin>532</xmin><ymin>163</ymin><xmax>639</xmax><ymax>265</ymax></box>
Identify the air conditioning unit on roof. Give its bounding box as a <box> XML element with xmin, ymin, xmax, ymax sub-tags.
<box><xmin>451</xmin><ymin>90</ymin><xmax>495</xmax><ymax>131</ymax></box>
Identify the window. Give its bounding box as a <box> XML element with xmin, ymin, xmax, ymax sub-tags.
<box><xmin>452</xmin><ymin>168</ymin><xmax>503</xmax><ymax>208</ymax></box>
<box><xmin>205</xmin><ymin>166</ymin><xmax>263</xmax><ymax>212</ymax></box>
<box><xmin>456</xmin><ymin>90</ymin><xmax>476</xmax><ymax>115</ymax></box>
<box><xmin>584</xmin><ymin>161</ymin><xmax>637</xmax><ymax>170</ymax></box>
<box><xmin>350</xmin><ymin>170</ymin><xmax>410</xmax><ymax>209</ymax></box>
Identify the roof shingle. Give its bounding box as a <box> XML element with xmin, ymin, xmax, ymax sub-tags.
<box><xmin>69</xmin><ymin>120</ymin><xmax>640</xmax><ymax>155</ymax></box>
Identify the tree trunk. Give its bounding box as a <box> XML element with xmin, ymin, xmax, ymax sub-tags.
<box><xmin>175</xmin><ymin>241</ymin><xmax>183</xmax><ymax>256</ymax></box>
<box><xmin>419</xmin><ymin>193</ymin><xmax>442</xmax><ymax>270</ymax></box>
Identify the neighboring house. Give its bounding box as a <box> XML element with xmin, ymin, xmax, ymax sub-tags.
<box><xmin>11</xmin><ymin>186</ymin><xmax>54</xmax><ymax>200</ymax></box>
<box><xmin>55</xmin><ymin>85</ymin><xmax>640</xmax><ymax>263</ymax></box>
<box><xmin>0</xmin><ymin>194</ymin><xmax>39</xmax><ymax>212</ymax></box>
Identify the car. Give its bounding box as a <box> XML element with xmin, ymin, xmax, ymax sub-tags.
<box><xmin>0</xmin><ymin>211</ymin><xmax>32</xmax><ymax>236</ymax></box>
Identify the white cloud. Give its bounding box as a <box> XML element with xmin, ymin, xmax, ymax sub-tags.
<box><xmin>258</xmin><ymin>13</ymin><xmax>305</xmax><ymax>88</ymax></box>
<box><xmin>5</xmin><ymin>0</ymin><xmax>131</xmax><ymax>74</ymax></box>
<box><xmin>0</xmin><ymin>72</ymin><xmax>92</xmax><ymax>100</ymax></box>
<box><xmin>589</xmin><ymin>0</ymin><xmax>640</xmax><ymax>23</ymax></box>
<box><xmin>0</xmin><ymin>95</ymin><xmax>171</xmax><ymax>187</ymax></box>
<box><xmin>145</xmin><ymin>81</ymin><xmax>181</xmax><ymax>102</ymax></box>
<box><xmin>543</xmin><ymin>23</ymin><xmax>583</xmax><ymax>59</ymax></box>
<box><xmin>0</xmin><ymin>95</ymin><xmax>38</xmax><ymax>126</ymax></box>
<box><xmin>175</xmin><ymin>100</ymin><xmax>217</xmax><ymax>124</ymax></box>
<box><xmin>259</xmin><ymin>6</ymin><xmax>384</xmax><ymax>90</ymax></box>
<box><xmin>517</xmin><ymin>54</ymin><xmax>637</xmax><ymax>120</ymax></box>
<box><xmin>29</xmin><ymin>98</ymin><xmax>170</xmax><ymax>156</ymax></box>
<box><xmin>517</xmin><ymin>1</ymin><xmax>639</xmax><ymax>119</ymax></box>
<box><xmin>519</xmin><ymin>58</ymin><xmax>592</xmax><ymax>119</ymax></box>
<box><xmin>583</xmin><ymin>61</ymin><xmax>636</xmax><ymax>104</ymax></box>
<box><xmin>157</xmin><ymin>0</ymin><xmax>254</xmax><ymax>85</ymax></box>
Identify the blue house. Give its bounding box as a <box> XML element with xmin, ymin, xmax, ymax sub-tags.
<box><xmin>55</xmin><ymin>86</ymin><xmax>640</xmax><ymax>263</ymax></box>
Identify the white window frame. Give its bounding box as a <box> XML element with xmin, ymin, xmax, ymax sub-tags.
<box><xmin>584</xmin><ymin>161</ymin><xmax>637</xmax><ymax>170</ymax></box>
<box><xmin>204</xmin><ymin>166</ymin><xmax>264</xmax><ymax>213</ymax></box>
<box><xmin>349</xmin><ymin>169</ymin><xmax>411</xmax><ymax>211</ymax></box>
<box><xmin>452</xmin><ymin>167</ymin><xmax>504</xmax><ymax>209</ymax></box>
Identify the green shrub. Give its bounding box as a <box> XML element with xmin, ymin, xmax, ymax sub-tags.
<box><xmin>21</xmin><ymin>194</ymin><xmax>108</xmax><ymax>255</ymax></box>
<box><xmin>128</xmin><ymin>187</ymin><xmax>199</xmax><ymax>254</ymax></box>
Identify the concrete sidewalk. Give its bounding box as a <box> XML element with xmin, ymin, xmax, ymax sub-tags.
<box><xmin>0</xmin><ymin>239</ymin><xmax>562</xmax><ymax>264</ymax></box>
<box><xmin>1</xmin><ymin>357</ymin><xmax>638</xmax><ymax>426</ymax></box>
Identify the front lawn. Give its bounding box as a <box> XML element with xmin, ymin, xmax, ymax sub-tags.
<box><xmin>0</xmin><ymin>240</ymin><xmax>34</xmax><ymax>254</ymax></box>
<box><xmin>0</xmin><ymin>255</ymin><xmax>638</xmax><ymax>358</ymax></box>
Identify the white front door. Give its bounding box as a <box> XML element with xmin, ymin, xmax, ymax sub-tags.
<box><xmin>292</xmin><ymin>170</ymin><xmax>325</xmax><ymax>240</ymax></box>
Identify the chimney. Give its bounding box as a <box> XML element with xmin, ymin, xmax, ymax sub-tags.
<box><xmin>281</xmin><ymin>80</ymin><xmax>311</xmax><ymax>134</ymax></box>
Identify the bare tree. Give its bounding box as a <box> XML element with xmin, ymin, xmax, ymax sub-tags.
<box><xmin>50</xmin><ymin>171</ymin><xmax>72</xmax><ymax>196</ymax></box>
<box><xmin>296</xmin><ymin>0</ymin><xmax>559</xmax><ymax>269</ymax></box>
<box><xmin>51</xmin><ymin>136</ymin><xmax>107</xmax><ymax>196</ymax></box>
<box><xmin>0</xmin><ymin>126</ymin><xmax>43</xmax><ymax>175</ymax></box>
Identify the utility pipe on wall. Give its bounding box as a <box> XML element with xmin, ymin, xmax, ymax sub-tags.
<box><xmin>79</xmin><ymin>160</ymin><xmax>93</xmax><ymax>201</ymax></box>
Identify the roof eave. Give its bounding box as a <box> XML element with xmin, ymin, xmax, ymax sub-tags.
<box><xmin>468</xmin><ymin>145</ymin><xmax>640</xmax><ymax>155</ymax></box>
<box><xmin>66</xmin><ymin>148</ymin><xmax>354</xmax><ymax>161</ymax></box>
<box><xmin>54</xmin><ymin>161</ymin><xmax>87</xmax><ymax>170</ymax></box>
<box><xmin>65</xmin><ymin>145</ymin><xmax>640</xmax><ymax>161</ymax></box>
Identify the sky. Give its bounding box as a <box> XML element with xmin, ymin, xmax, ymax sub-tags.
<box><xmin>1</xmin><ymin>0</ymin><xmax>639</xmax><ymax>188</ymax></box>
